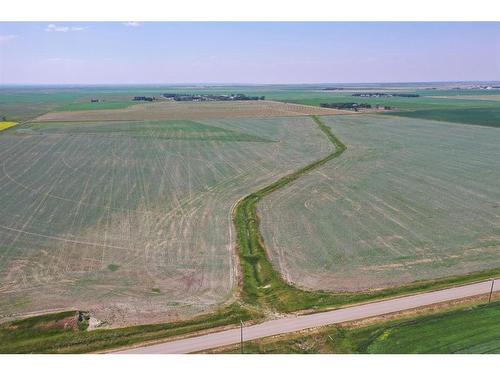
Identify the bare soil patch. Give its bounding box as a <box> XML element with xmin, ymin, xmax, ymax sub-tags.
<box><xmin>0</xmin><ymin>116</ymin><xmax>332</xmax><ymax>327</ymax></box>
<box><xmin>33</xmin><ymin>100</ymin><xmax>346</xmax><ymax>123</ymax></box>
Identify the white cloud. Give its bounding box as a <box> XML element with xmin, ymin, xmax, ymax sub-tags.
<box><xmin>41</xmin><ymin>57</ymin><xmax>64</xmax><ymax>63</ymax></box>
<box><xmin>0</xmin><ymin>34</ymin><xmax>18</xmax><ymax>44</ymax></box>
<box><xmin>45</xmin><ymin>24</ymin><xmax>85</xmax><ymax>33</ymax></box>
<box><xmin>41</xmin><ymin>57</ymin><xmax>84</xmax><ymax>64</ymax></box>
<box><xmin>123</xmin><ymin>22</ymin><xmax>141</xmax><ymax>27</ymax></box>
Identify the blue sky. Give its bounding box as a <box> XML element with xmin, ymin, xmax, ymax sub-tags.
<box><xmin>0</xmin><ymin>22</ymin><xmax>499</xmax><ymax>84</ymax></box>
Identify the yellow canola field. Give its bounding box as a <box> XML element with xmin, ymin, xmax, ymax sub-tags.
<box><xmin>0</xmin><ymin>122</ymin><xmax>17</xmax><ymax>131</ymax></box>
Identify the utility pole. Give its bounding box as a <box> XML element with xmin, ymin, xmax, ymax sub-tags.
<box><xmin>488</xmin><ymin>279</ymin><xmax>495</xmax><ymax>304</ymax></box>
<box><xmin>240</xmin><ymin>320</ymin><xmax>244</xmax><ymax>354</ymax></box>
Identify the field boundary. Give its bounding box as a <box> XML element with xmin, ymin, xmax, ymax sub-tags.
<box><xmin>232</xmin><ymin>115</ymin><xmax>500</xmax><ymax>313</ymax></box>
<box><xmin>233</xmin><ymin>115</ymin><xmax>346</xmax><ymax>310</ymax></box>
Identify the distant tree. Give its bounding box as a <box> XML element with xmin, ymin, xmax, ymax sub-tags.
<box><xmin>320</xmin><ymin>102</ymin><xmax>371</xmax><ymax>110</ymax></box>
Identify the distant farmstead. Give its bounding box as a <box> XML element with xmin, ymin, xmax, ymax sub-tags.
<box><xmin>133</xmin><ymin>96</ymin><xmax>156</xmax><ymax>102</ymax></box>
<box><xmin>162</xmin><ymin>93</ymin><xmax>265</xmax><ymax>102</ymax></box>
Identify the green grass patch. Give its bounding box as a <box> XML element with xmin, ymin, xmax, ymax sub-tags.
<box><xmin>56</xmin><ymin>101</ymin><xmax>135</xmax><ymax>112</ymax></box>
<box><xmin>107</xmin><ymin>264</ymin><xmax>120</xmax><ymax>272</ymax></box>
<box><xmin>266</xmin><ymin>92</ymin><xmax>500</xmax><ymax>111</ymax></box>
<box><xmin>387</xmin><ymin>107</ymin><xmax>500</xmax><ymax>127</ymax></box>
<box><xmin>218</xmin><ymin>300</ymin><xmax>500</xmax><ymax>353</ymax></box>
<box><xmin>0</xmin><ymin>303</ymin><xmax>261</xmax><ymax>353</ymax></box>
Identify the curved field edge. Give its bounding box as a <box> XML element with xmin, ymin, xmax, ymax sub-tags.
<box><xmin>3</xmin><ymin>115</ymin><xmax>500</xmax><ymax>353</ymax></box>
<box><xmin>234</xmin><ymin>115</ymin><xmax>500</xmax><ymax>312</ymax></box>
<box><xmin>258</xmin><ymin>113</ymin><xmax>500</xmax><ymax>291</ymax></box>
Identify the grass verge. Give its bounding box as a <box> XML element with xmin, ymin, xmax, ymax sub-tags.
<box><xmin>213</xmin><ymin>299</ymin><xmax>500</xmax><ymax>354</ymax></box>
<box><xmin>0</xmin><ymin>303</ymin><xmax>261</xmax><ymax>354</ymax></box>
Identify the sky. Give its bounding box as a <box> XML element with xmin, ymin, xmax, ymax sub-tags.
<box><xmin>0</xmin><ymin>22</ymin><xmax>499</xmax><ymax>84</ymax></box>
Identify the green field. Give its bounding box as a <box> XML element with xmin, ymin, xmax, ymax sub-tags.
<box><xmin>0</xmin><ymin>87</ymin><xmax>167</xmax><ymax>121</ymax></box>
<box><xmin>268</xmin><ymin>92</ymin><xmax>500</xmax><ymax>111</ymax></box>
<box><xmin>56</xmin><ymin>101</ymin><xmax>136</xmax><ymax>112</ymax></box>
<box><xmin>0</xmin><ymin>88</ymin><xmax>136</xmax><ymax>121</ymax></box>
<box><xmin>0</xmin><ymin>115</ymin><xmax>331</xmax><ymax>326</ymax></box>
<box><xmin>3</xmin><ymin>85</ymin><xmax>500</xmax><ymax>122</ymax></box>
<box><xmin>388</xmin><ymin>107</ymin><xmax>500</xmax><ymax>127</ymax></box>
<box><xmin>259</xmin><ymin>114</ymin><xmax>500</xmax><ymax>292</ymax></box>
<box><xmin>216</xmin><ymin>301</ymin><xmax>500</xmax><ymax>354</ymax></box>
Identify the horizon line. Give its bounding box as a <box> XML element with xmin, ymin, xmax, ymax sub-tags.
<box><xmin>1</xmin><ymin>80</ymin><xmax>500</xmax><ymax>87</ymax></box>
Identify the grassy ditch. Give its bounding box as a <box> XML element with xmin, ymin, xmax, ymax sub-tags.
<box><xmin>0</xmin><ymin>303</ymin><xmax>260</xmax><ymax>354</ymax></box>
<box><xmin>235</xmin><ymin>115</ymin><xmax>347</xmax><ymax>310</ymax></box>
